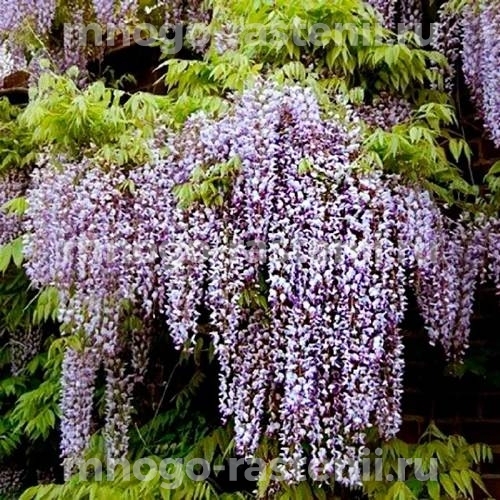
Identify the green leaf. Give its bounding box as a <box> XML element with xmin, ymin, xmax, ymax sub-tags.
<box><xmin>439</xmin><ymin>473</ymin><xmax>457</xmax><ymax>499</ymax></box>
<box><xmin>257</xmin><ymin>462</ymin><xmax>273</xmax><ymax>498</ymax></box>
<box><xmin>450</xmin><ymin>469</ymin><xmax>467</xmax><ymax>496</ymax></box>
<box><xmin>427</xmin><ymin>480</ymin><xmax>440</xmax><ymax>500</ymax></box>
<box><xmin>11</xmin><ymin>237</ymin><xmax>24</xmax><ymax>267</ymax></box>
<box><xmin>1</xmin><ymin>195</ymin><xmax>28</xmax><ymax>216</ymax></box>
<box><xmin>487</xmin><ymin>160</ymin><xmax>500</xmax><ymax>176</ymax></box>
<box><xmin>448</xmin><ymin>138</ymin><xmax>463</xmax><ymax>162</ymax></box>
<box><xmin>460</xmin><ymin>470</ymin><xmax>474</xmax><ymax>498</ymax></box>
<box><xmin>0</xmin><ymin>242</ymin><xmax>12</xmax><ymax>272</ymax></box>
<box><xmin>470</xmin><ymin>470</ymin><xmax>491</xmax><ymax>495</ymax></box>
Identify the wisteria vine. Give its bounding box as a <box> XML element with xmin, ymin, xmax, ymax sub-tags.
<box><xmin>19</xmin><ymin>83</ymin><xmax>500</xmax><ymax>484</ymax></box>
<box><xmin>435</xmin><ymin>0</ymin><xmax>500</xmax><ymax>147</ymax></box>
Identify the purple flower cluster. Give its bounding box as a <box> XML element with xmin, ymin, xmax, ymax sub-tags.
<box><xmin>355</xmin><ymin>91</ymin><xmax>412</xmax><ymax>130</ymax></box>
<box><xmin>399</xmin><ymin>0</ymin><xmax>422</xmax><ymax>32</ymax></box>
<box><xmin>92</xmin><ymin>0</ymin><xmax>138</xmax><ymax>26</ymax></box>
<box><xmin>485</xmin><ymin>218</ymin><xmax>500</xmax><ymax>295</ymax></box>
<box><xmin>432</xmin><ymin>2</ymin><xmax>462</xmax><ymax>91</ymax></box>
<box><xmin>461</xmin><ymin>3</ymin><xmax>485</xmax><ymax>118</ymax></box>
<box><xmin>60</xmin><ymin>346</ymin><xmax>98</xmax><ymax>478</ymax></box>
<box><xmin>366</xmin><ymin>0</ymin><xmax>397</xmax><ymax>28</ymax></box>
<box><xmin>23</xmin><ymin>83</ymin><xmax>499</xmax><ymax>485</ymax></box>
<box><xmin>0</xmin><ymin>0</ymin><xmax>141</xmax><ymax>82</ymax></box>
<box><xmin>62</xmin><ymin>8</ymin><xmax>88</xmax><ymax>74</ymax></box>
<box><xmin>24</xmin><ymin>156</ymin><xmax>164</xmax><ymax>476</ymax></box>
<box><xmin>163</xmin><ymin>0</ymin><xmax>209</xmax><ymax>26</ymax></box>
<box><xmin>158</xmin><ymin>84</ymin><xmax>495</xmax><ymax>483</ymax></box>
<box><xmin>0</xmin><ymin>43</ymin><xmax>16</xmax><ymax>87</ymax></box>
<box><xmin>119</xmin><ymin>0</ymin><xmax>138</xmax><ymax>19</ymax></box>
<box><xmin>396</xmin><ymin>187</ymin><xmax>490</xmax><ymax>360</ymax></box>
<box><xmin>477</xmin><ymin>1</ymin><xmax>500</xmax><ymax>147</ymax></box>
<box><xmin>93</xmin><ymin>0</ymin><xmax>117</xmax><ymax>26</ymax></box>
<box><xmin>366</xmin><ymin>0</ymin><xmax>423</xmax><ymax>31</ymax></box>
<box><xmin>0</xmin><ymin>0</ymin><xmax>55</xmax><ymax>34</ymax></box>
<box><xmin>0</xmin><ymin>170</ymin><xmax>29</xmax><ymax>246</ymax></box>
<box><xmin>370</xmin><ymin>0</ymin><xmax>500</xmax><ymax>145</ymax></box>
<box><xmin>435</xmin><ymin>0</ymin><xmax>500</xmax><ymax>146</ymax></box>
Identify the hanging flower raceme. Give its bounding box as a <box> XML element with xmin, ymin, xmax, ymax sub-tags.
<box><xmin>432</xmin><ymin>1</ymin><xmax>462</xmax><ymax>91</ymax></box>
<box><xmin>395</xmin><ymin>185</ymin><xmax>491</xmax><ymax>360</ymax></box>
<box><xmin>366</xmin><ymin>0</ymin><xmax>424</xmax><ymax>31</ymax></box>
<box><xmin>485</xmin><ymin>218</ymin><xmax>500</xmax><ymax>295</ymax></box>
<box><xmin>478</xmin><ymin>0</ymin><xmax>500</xmax><ymax>147</ymax></box>
<box><xmin>59</xmin><ymin>345</ymin><xmax>99</xmax><ymax>477</ymax></box>
<box><xmin>147</xmin><ymin>83</ymin><xmax>494</xmax><ymax>484</ymax></box>
<box><xmin>0</xmin><ymin>170</ymin><xmax>29</xmax><ymax>246</ymax></box>
<box><xmin>23</xmin><ymin>82</ymin><xmax>499</xmax><ymax>486</ymax></box>
<box><xmin>23</xmin><ymin>154</ymin><xmax>169</xmax><ymax>476</ymax></box>
<box><xmin>435</xmin><ymin>0</ymin><xmax>500</xmax><ymax>147</ymax></box>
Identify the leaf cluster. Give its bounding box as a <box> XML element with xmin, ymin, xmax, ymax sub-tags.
<box><xmin>363</xmin><ymin>422</ymin><xmax>493</xmax><ymax>500</ymax></box>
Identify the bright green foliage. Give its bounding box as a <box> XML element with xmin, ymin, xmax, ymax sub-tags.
<box><xmin>485</xmin><ymin>160</ymin><xmax>500</xmax><ymax>210</ymax></box>
<box><xmin>0</xmin><ymin>99</ymin><xmax>35</xmax><ymax>171</ymax></box>
<box><xmin>363</xmin><ymin>101</ymin><xmax>477</xmax><ymax>205</ymax></box>
<box><xmin>363</xmin><ymin>423</ymin><xmax>493</xmax><ymax>500</ymax></box>
<box><xmin>19</xmin><ymin>71</ymin><xmax>165</xmax><ymax>166</ymax></box>
<box><xmin>0</xmin><ymin>236</ymin><xmax>24</xmax><ymax>272</ymax></box>
<box><xmin>32</xmin><ymin>287</ymin><xmax>60</xmax><ymax>325</ymax></box>
<box><xmin>19</xmin><ymin>425</ymin><xmax>245</xmax><ymax>500</ymax></box>
<box><xmin>18</xmin><ymin>331</ymin><xmax>234</xmax><ymax>499</ymax></box>
<box><xmin>157</xmin><ymin>0</ymin><xmax>490</xmax><ymax>209</ymax></box>
<box><xmin>163</xmin><ymin>0</ymin><xmax>445</xmax><ymax>99</ymax></box>
<box><xmin>9</xmin><ymin>339</ymin><xmax>62</xmax><ymax>441</ymax></box>
<box><xmin>0</xmin><ymin>338</ymin><xmax>62</xmax><ymax>461</ymax></box>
